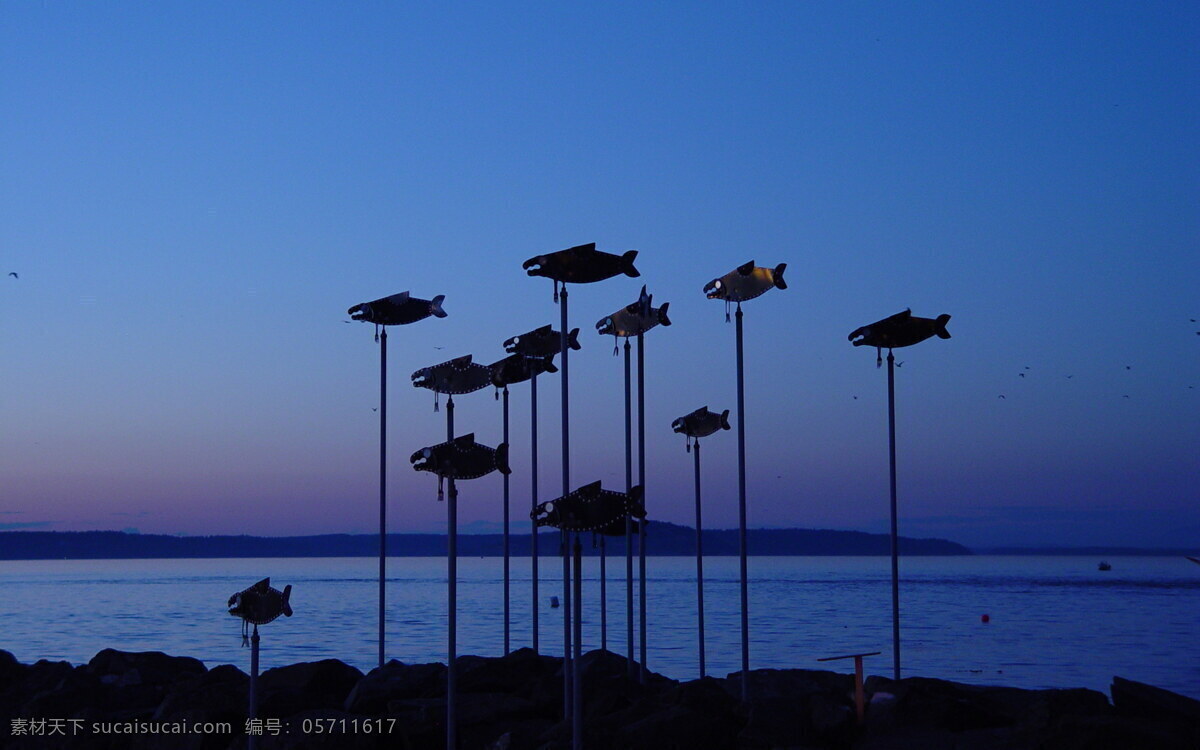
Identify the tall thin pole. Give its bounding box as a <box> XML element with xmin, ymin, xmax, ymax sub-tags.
<box><xmin>735</xmin><ymin>303</ymin><xmax>749</xmax><ymax>701</ymax></box>
<box><xmin>377</xmin><ymin>328</ymin><xmax>387</xmax><ymax>669</ymax></box>
<box><xmin>624</xmin><ymin>339</ymin><xmax>634</xmax><ymax>677</ymax></box>
<box><xmin>573</xmin><ymin>533</ymin><xmax>583</xmax><ymax>750</ymax></box>
<box><xmin>248</xmin><ymin>625</ymin><xmax>260</xmax><ymax>750</ymax></box>
<box><xmin>446</xmin><ymin>396</ymin><xmax>458</xmax><ymax>750</ymax></box>
<box><xmin>887</xmin><ymin>350</ymin><xmax>900</xmax><ymax>680</ymax></box>
<box><xmin>559</xmin><ymin>286</ymin><xmax>574</xmax><ymax>731</ymax></box>
<box><xmin>637</xmin><ymin>332</ymin><xmax>647</xmax><ymax>683</ymax></box>
<box><xmin>531</xmin><ymin>372</ymin><xmax>539</xmax><ymax>653</ymax></box>
<box><xmin>503</xmin><ymin>386</ymin><xmax>511</xmax><ymax>655</ymax></box>
<box><xmin>693</xmin><ymin>439</ymin><xmax>706</xmax><ymax>678</ymax></box>
<box><xmin>600</xmin><ymin>535</ymin><xmax>607</xmax><ymax>652</ymax></box>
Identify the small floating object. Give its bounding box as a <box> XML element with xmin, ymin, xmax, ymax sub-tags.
<box><xmin>1098</xmin><ymin>561</ymin><xmax>1112</xmax><ymax>571</ymax></box>
<box><xmin>981</xmin><ymin>614</ymin><xmax>990</xmax><ymax>624</ymax></box>
<box><xmin>550</xmin><ymin>596</ymin><xmax>560</xmax><ymax>609</ymax></box>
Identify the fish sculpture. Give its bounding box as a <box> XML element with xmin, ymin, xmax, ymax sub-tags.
<box><xmin>523</xmin><ymin>243</ymin><xmax>639</xmax><ymax>300</ymax></box>
<box><xmin>503</xmin><ymin>325</ymin><xmax>581</xmax><ymax>358</ymax></box>
<box><xmin>489</xmin><ymin>352</ymin><xmax>558</xmax><ymax>392</ymax></box>
<box><xmin>228</xmin><ymin>578</ymin><xmax>293</xmax><ymax>645</ymax></box>
<box><xmin>704</xmin><ymin>260</ymin><xmax>787</xmax><ymax>320</ymax></box>
<box><xmin>672</xmin><ymin>406</ymin><xmax>731</xmax><ymax>452</ymax></box>
<box><xmin>532</xmin><ymin>481</ymin><xmax>645</xmax><ymax>535</ymax></box>
<box><xmin>412</xmin><ymin>433</ymin><xmax>510</xmax><ymax>501</ymax></box>
<box><xmin>596</xmin><ymin>286</ymin><xmax>671</xmax><ymax>353</ymax></box>
<box><xmin>411</xmin><ymin>355</ymin><xmax>492</xmax><ymax>410</ymax></box>
<box><xmin>347</xmin><ymin>291</ymin><xmax>446</xmax><ymax>326</ymax></box>
<box><xmin>411</xmin><ymin>433</ymin><xmax>511</xmax><ymax>480</ymax></box>
<box><xmin>848</xmin><ymin>309</ymin><xmax>951</xmax><ymax>366</ymax></box>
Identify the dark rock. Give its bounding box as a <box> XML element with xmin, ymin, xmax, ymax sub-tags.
<box><xmin>0</xmin><ymin>650</ymin><xmax>27</xmax><ymax>692</ymax></box>
<box><xmin>153</xmin><ymin>664</ymin><xmax>248</xmax><ymax>722</ymax></box>
<box><xmin>1110</xmin><ymin>676</ymin><xmax>1200</xmax><ymax>748</ymax></box>
<box><xmin>87</xmin><ymin>649</ymin><xmax>206</xmax><ymax>686</ymax></box>
<box><xmin>344</xmin><ymin>660</ymin><xmax>446</xmax><ymax>715</ymax></box>
<box><xmin>457</xmin><ymin>647</ymin><xmax>560</xmax><ymax>697</ymax></box>
<box><xmin>730</xmin><ymin>669</ymin><xmax>856</xmax><ymax>749</ymax></box>
<box><xmin>258</xmin><ymin>659</ymin><xmax>362</xmax><ymax>717</ymax></box>
<box><xmin>615</xmin><ymin>704</ymin><xmax>741</xmax><ymax>750</ymax></box>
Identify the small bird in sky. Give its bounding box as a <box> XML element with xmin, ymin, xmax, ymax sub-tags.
<box><xmin>1126</xmin><ymin>365</ymin><xmax>1132</xmax><ymax>370</ymax></box>
<box><xmin>896</xmin><ymin>361</ymin><xmax>905</xmax><ymax>368</ymax></box>
<box><xmin>852</xmin><ymin>395</ymin><xmax>858</xmax><ymax>400</ymax></box>
<box><xmin>371</xmin><ymin>407</ymin><xmax>378</xmax><ymax>412</ymax></box>
<box><xmin>1066</xmin><ymin>375</ymin><xmax>1074</xmax><ymax>379</ymax></box>
<box><xmin>1018</xmin><ymin>373</ymin><xmax>1025</xmax><ymax>378</ymax></box>
<box><xmin>998</xmin><ymin>394</ymin><xmax>1006</xmax><ymax>399</ymax></box>
<box><xmin>433</xmin><ymin>346</ymin><xmax>445</xmax><ymax>350</ymax></box>
<box><xmin>7</xmin><ymin>272</ymin><xmax>16</xmax><ymax>278</ymax></box>
<box><xmin>1123</xmin><ymin>395</ymin><xmax>1130</xmax><ymax>399</ymax></box>
<box><xmin>1024</xmin><ymin>366</ymin><xmax>1031</xmax><ymax>370</ymax></box>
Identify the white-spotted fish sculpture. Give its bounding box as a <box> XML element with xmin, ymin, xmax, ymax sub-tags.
<box><xmin>228</xmin><ymin>578</ymin><xmax>293</xmax><ymax>645</ymax></box>
<box><xmin>411</xmin><ymin>433</ymin><xmax>511</xmax><ymax>501</ymax></box>
<box><xmin>411</xmin><ymin>354</ymin><xmax>493</xmax><ymax>411</ymax></box>
<box><xmin>532</xmin><ymin>481</ymin><xmax>645</xmax><ymax>536</ymax></box>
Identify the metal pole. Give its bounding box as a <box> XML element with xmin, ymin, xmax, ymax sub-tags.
<box><xmin>503</xmin><ymin>386</ymin><xmax>511</xmax><ymax>655</ymax></box>
<box><xmin>248</xmin><ymin>625</ymin><xmax>259</xmax><ymax>750</ymax></box>
<box><xmin>887</xmin><ymin>350</ymin><xmax>900</xmax><ymax>680</ymax></box>
<box><xmin>600</xmin><ymin>535</ymin><xmax>607</xmax><ymax>653</ymax></box>
<box><xmin>637</xmin><ymin>332</ymin><xmax>647</xmax><ymax>683</ymax></box>
<box><xmin>572</xmin><ymin>533</ymin><xmax>583</xmax><ymax>750</ymax></box>
<box><xmin>447</xmin><ymin>395</ymin><xmax>458</xmax><ymax>750</ymax></box>
<box><xmin>735</xmin><ymin>303</ymin><xmax>749</xmax><ymax>701</ymax></box>
<box><xmin>559</xmin><ymin>286</ymin><xmax>573</xmax><ymax>729</ymax></box>
<box><xmin>694</xmin><ymin>439</ymin><xmax>705</xmax><ymax>678</ymax></box>
<box><xmin>378</xmin><ymin>328</ymin><xmax>387</xmax><ymax>669</ymax></box>
<box><xmin>531</xmin><ymin>372</ymin><xmax>539</xmax><ymax>654</ymax></box>
<box><xmin>624</xmin><ymin>339</ymin><xmax>634</xmax><ymax>677</ymax></box>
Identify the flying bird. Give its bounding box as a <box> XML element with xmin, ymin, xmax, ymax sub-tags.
<box><xmin>7</xmin><ymin>272</ymin><xmax>16</xmax><ymax>278</ymax></box>
<box><xmin>998</xmin><ymin>395</ymin><xmax>1006</xmax><ymax>399</ymax></box>
<box><xmin>1018</xmin><ymin>373</ymin><xmax>1025</xmax><ymax>378</ymax></box>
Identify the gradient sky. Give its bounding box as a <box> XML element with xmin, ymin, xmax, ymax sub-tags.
<box><xmin>2</xmin><ymin>2</ymin><xmax>1197</xmax><ymax>548</ymax></box>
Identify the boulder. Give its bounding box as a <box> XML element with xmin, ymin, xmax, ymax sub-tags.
<box><xmin>258</xmin><ymin>659</ymin><xmax>362</xmax><ymax>717</ymax></box>
<box><xmin>87</xmin><ymin>649</ymin><xmax>206</xmax><ymax>686</ymax></box>
<box><xmin>343</xmin><ymin>660</ymin><xmax>446</xmax><ymax>715</ymax></box>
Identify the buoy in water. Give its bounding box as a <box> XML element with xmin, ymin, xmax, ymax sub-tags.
<box><xmin>981</xmin><ymin>614</ymin><xmax>990</xmax><ymax>624</ymax></box>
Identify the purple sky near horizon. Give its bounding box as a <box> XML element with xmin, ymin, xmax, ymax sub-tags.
<box><xmin>1</xmin><ymin>2</ymin><xmax>1197</xmax><ymax>548</ymax></box>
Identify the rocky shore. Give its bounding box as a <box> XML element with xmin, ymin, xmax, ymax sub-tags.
<box><xmin>1</xmin><ymin>647</ymin><xmax>1197</xmax><ymax>749</ymax></box>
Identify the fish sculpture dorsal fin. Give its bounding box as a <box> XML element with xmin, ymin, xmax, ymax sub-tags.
<box><xmin>454</xmin><ymin>433</ymin><xmax>476</xmax><ymax>447</ymax></box>
<box><xmin>579</xmin><ymin>480</ymin><xmax>602</xmax><ymax>495</ymax></box>
<box><xmin>737</xmin><ymin>260</ymin><xmax>756</xmax><ymax>275</ymax></box>
<box><xmin>252</xmin><ymin>578</ymin><xmax>270</xmax><ymax>593</ymax></box>
<box><xmin>450</xmin><ymin>355</ymin><xmax>473</xmax><ymax>367</ymax></box>
<box><xmin>534</xmin><ymin>324</ymin><xmax>552</xmax><ymax>336</ymax></box>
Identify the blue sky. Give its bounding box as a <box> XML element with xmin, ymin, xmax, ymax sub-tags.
<box><xmin>1</xmin><ymin>2</ymin><xmax>1197</xmax><ymax>548</ymax></box>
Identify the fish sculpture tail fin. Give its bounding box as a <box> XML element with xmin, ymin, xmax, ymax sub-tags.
<box><xmin>720</xmin><ymin>409</ymin><xmax>731</xmax><ymax>430</ymax></box>
<box><xmin>622</xmin><ymin>250</ymin><xmax>641</xmax><ymax>277</ymax></box>
<box><xmin>935</xmin><ymin>313</ymin><xmax>951</xmax><ymax>339</ymax></box>
<box><xmin>430</xmin><ymin>294</ymin><xmax>447</xmax><ymax>318</ymax></box>
<box><xmin>658</xmin><ymin>302</ymin><xmax>671</xmax><ymax>327</ymax></box>
<box><xmin>567</xmin><ymin>328</ymin><xmax>581</xmax><ymax>351</ymax></box>
<box><xmin>628</xmin><ymin>485</ymin><xmax>646</xmax><ymax>517</ymax></box>
<box><xmin>773</xmin><ymin>263</ymin><xmax>787</xmax><ymax>289</ymax></box>
<box><xmin>542</xmin><ymin>358</ymin><xmax>558</xmax><ymax>374</ymax></box>
<box><xmin>281</xmin><ymin>585</ymin><xmax>293</xmax><ymax>618</ymax></box>
<box><xmin>496</xmin><ymin>443</ymin><xmax>511</xmax><ymax>475</ymax></box>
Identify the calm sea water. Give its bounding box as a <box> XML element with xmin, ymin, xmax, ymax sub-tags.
<box><xmin>1</xmin><ymin>556</ymin><xmax>1197</xmax><ymax>699</ymax></box>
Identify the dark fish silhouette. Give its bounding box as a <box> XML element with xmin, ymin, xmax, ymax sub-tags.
<box><xmin>672</xmin><ymin>407</ymin><xmax>731</xmax><ymax>438</ymax></box>
<box><xmin>411</xmin><ymin>355</ymin><xmax>492</xmax><ymax>395</ymax></box>
<box><xmin>532</xmin><ymin>481</ymin><xmax>644</xmax><ymax>534</ymax></box>
<box><xmin>504</xmin><ymin>325</ymin><xmax>581</xmax><ymax>358</ymax></box>
<box><xmin>348</xmin><ymin>291</ymin><xmax>446</xmax><ymax>325</ymax></box>
<box><xmin>848</xmin><ymin>309</ymin><xmax>951</xmax><ymax>350</ymax></box>
<box><xmin>410</xmin><ymin>433</ymin><xmax>510</xmax><ymax>479</ymax></box>
<box><xmin>704</xmin><ymin>260</ymin><xmax>787</xmax><ymax>302</ymax></box>
<box><xmin>596</xmin><ymin>286</ymin><xmax>672</xmax><ymax>338</ymax></box>
<box><xmin>522</xmin><ymin>242</ymin><xmax>639</xmax><ymax>284</ymax></box>
<box><xmin>489</xmin><ymin>352</ymin><xmax>558</xmax><ymax>389</ymax></box>
<box><xmin>228</xmin><ymin>578</ymin><xmax>293</xmax><ymax>625</ymax></box>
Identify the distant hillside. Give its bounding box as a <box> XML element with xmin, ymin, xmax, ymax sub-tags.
<box><xmin>0</xmin><ymin>524</ymin><xmax>969</xmax><ymax>559</ymax></box>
